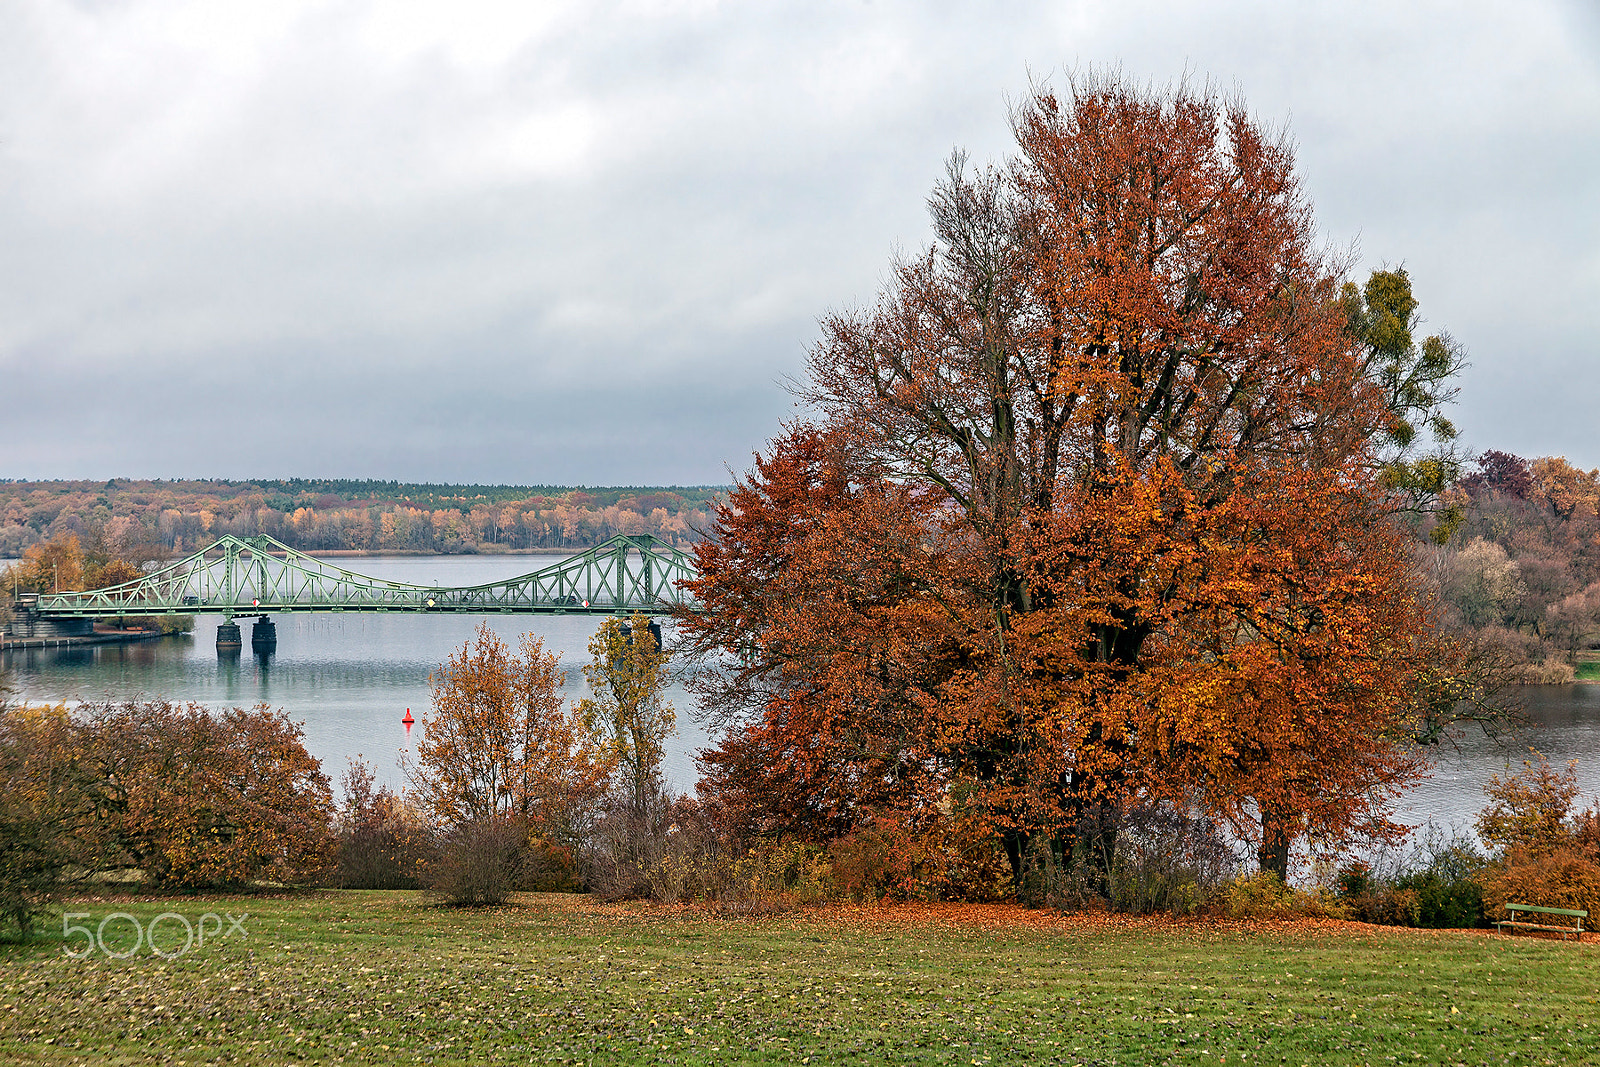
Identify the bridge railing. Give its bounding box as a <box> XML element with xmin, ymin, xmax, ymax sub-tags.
<box><xmin>31</xmin><ymin>534</ymin><xmax>698</xmax><ymax>617</ymax></box>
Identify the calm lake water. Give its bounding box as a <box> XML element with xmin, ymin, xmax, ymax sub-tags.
<box><xmin>6</xmin><ymin>553</ymin><xmax>1600</xmax><ymax>837</ymax></box>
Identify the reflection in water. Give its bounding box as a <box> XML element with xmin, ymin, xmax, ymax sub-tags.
<box><xmin>5</xmin><ymin>552</ymin><xmax>1598</xmax><ymax>825</ymax></box>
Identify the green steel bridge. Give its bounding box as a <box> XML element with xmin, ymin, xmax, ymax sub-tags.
<box><xmin>20</xmin><ymin>533</ymin><xmax>697</xmax><ymax>650</ymax></box>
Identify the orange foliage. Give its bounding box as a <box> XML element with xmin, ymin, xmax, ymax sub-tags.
<box><xmin>83</xmin><ymin>701</ymin><xmax>334</xmax><ymax>889</ymax></box>
<box><xmin>1473</xmin><ymin>755</ymin><xmax>1600</xmax><ymax>922</ymax></box>
<box><xmin>1528</xmin><ymin>456</ymin><xmax>1600</xmax><ymax>520</ymax></box>
<box><xmin>686</xmin><ymin>429</ymin><xmax>962</xmax><ymax>843</ymax></box>
<box><xmin>1476</xmin><ymin>753</ymin><xmax>1582</xmax><ymax>857</ymax></box>
<box><xmin>1479</xmin><ymin>849</ymin><xmax>1600</xmax><ymax>920</ymax></box>
<box><xmin>408</xmin><ymin>622</ymin><xmax>612</xmax><ymax>839</ymax></box>
<box><xmin>0</xmin><ymin>705</ymin><xmax>96</xmax><ymax>932</ymax></box>
<box><xmin>684</xmin><ymin>74</ymin><xmax>1454</xmax><ymax>888</ymax></box>
<box><xmin>11</xmin><ymin>534</ymin><xmax>84</xmax><ymax>593</ymax></box>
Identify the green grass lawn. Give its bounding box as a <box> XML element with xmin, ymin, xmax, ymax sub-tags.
<box><xmin>3</xmin><ymin>892</ymin><xmax>1597</xmax><ymax>1065</ymax></box>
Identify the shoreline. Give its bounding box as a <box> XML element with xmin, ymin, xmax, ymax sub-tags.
<box><xmin>0</xmin><ymin>628</ymin><xmax>171</xmax><ymax>652</ymax></box>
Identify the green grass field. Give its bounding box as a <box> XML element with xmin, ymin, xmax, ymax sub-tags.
<box><xmin>3</xmin><ymin>892</ymin><xmax>1597</xmax><ymax>1065</ymax></box>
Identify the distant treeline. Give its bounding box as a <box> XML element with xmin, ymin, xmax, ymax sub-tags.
<box><xmin>0</xmin><ymin>478</ymin><xmax>724</xmax><ymax>557</ymax></box>
<box><xmin>1427</xmin><ymin>451</ymin><xmax>1600</xmax><ymax>682</ymax></box>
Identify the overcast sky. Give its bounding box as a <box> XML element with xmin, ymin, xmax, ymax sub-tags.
<box><xmin>1</xmin><ymin>0</ymin><xmax>1596</xmax><ymax>486</ymax></box>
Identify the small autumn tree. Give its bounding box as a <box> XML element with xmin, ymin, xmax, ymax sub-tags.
<box><xmin>576</xmin><ymin>613</ymin><xmax>689</xmax><ymax>899</ymax></box>
<box><xmin>2</xmin><ymin>528</ymin><xmax>161</xmax><ymax>622</ymax></box>
<box><xmin>1474</xmin><ymin>752</ymin><xmax>1600</xmax><ymax>919</ymax></box>
<box><xmin>578</xmin><ymin>613</ymin><xmax>676</xmax><ymax>816</ymax></box>
<box><xmin>1476</xmin><ymin>752</ymin><xmax>1583</xmax><ymax>857</ymax></box>
<box><xmin>408</xmin><ymin>622</ymin><xmax>611</xmax><ymax>842</ymax></box>
<box><xmin>7</xmin><ymin>534</ymin><xmax>85</xmax><ymax>594</ymax></box>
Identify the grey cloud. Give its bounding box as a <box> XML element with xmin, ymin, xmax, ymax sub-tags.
<box><xmin>1</xmin><ymin>0</ymin><xmax>1596</xmax><ymax>481</ymax></box>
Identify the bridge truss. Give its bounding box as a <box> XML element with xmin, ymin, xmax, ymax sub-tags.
<box><xmin>31</xmin><ymin>534</ymin><xmax>698</xmax><ymax>619</ymax></box>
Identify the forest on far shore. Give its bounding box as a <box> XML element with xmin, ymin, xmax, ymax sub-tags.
<box><xmin>1432</xmin><ymin>450</ymin><xmax>1600</xmax><ymax>683</ymax></box>
<box><xmin>0</xmin><ymin>477</ymin><xmax>722</xmax><ymax>558</ymax></box>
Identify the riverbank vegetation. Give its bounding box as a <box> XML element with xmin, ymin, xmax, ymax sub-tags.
<box><xmin>0</xmin><ymin>479</ymin><xmax>719</xmax><ymax>558</ymax></box>
<box><xmin>5</xmin><ymin>692</ymin><xmax>1598</xmax><ymax>943</ymax></box>
<box><xmin>1426</xmin><ymin>451</ymin><xmax>1600</xmax><ymax>682</ymax></box>
<box><xmin>0</xmin><ymin>700</ymin><xmax>335</xmax><ymax>936</ymax></box>
<box><xmin>0</xmin><ymin>531</ymin><xmax>193</xmax><ymax>633</ymax></box>
<box><xmin>3</xmin><ymin>890</ymin><xmax>1598</xmax><ymax>1066</ymax></box>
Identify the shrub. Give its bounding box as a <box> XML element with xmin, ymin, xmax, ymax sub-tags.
<box><xmin>822</xmin><ymin>816</ymin><xmax>1013</xmax><ymax>904</ymax></box>
<box><xmin>1395</xmin><ymin>845</ymin><xmax>1485</xmax><ymax>927</ymax></box>
<box><xmin>1337</xmin><ymin>830</ymin><xmax>1487</xmax><ymax>928</ymax></box>
<box><xmin>643</xmin><ymin>798</ymin><xmax>735</xmax><ymax>904</ymax></box>
<box><xmin>726</xmin><ymin>839</ymin><xmax>833</xmax><ymax>909</ymax></box>
<box><xmin>1108</xmin><ymin>807</ymin><xmax>1239</xmax><ymax>917</ymax></box>
<box><xmin>1520</xmin><ymin>657</ymin><xmax>1576</xmax><ymax>685</ymax></box>
<box><xmin>1225</xmin><ymin>871</ymin><xmax>1299</xmax><ymax>919</ymax></box>
<box><xmin>1224</xmin><ymin>871</ymin><xmax>1345</xmax><ymax>920</ymax></box>
<box><xmin>825</xmin><ymin>827</ymin><xmax>902</xmax><ymax>901</ymax></box>
<box><xmin>582</xmin><ymin>786</ymin><xmax>670</xmax><ymax>901</ymax></box>
<box><xmin>116</xmin><ymin>615</ymin><xmax>192</xmax><ymax>634</ymax></box>
<box><xmin>1479</xmin><ymin>848</ymin><xmax>1600</xmax><ymax>921</ymax></box>
<box><xmin>826</xmin><ymin>824</ymin><xmax>960</xmax><ymax>903</ymax></box>
<box><xmin>332</xmin><ymin>760</ymin><xmax>431</xmax><ymax>890</ymax></box>
<box><xmin>1477</xmin><ymin>752</ymin><xmax>1581</xmax><ymax>856</ymax></box>
<box><xmin>423</xmin><ymin>816</ymin><xmax>538</xmax><ymax>906</ymax></box>
<box><xmin>0</xmin><ymin>702</ymin><xmax>335</xmax><ymax>906</ymax></box>
<box><xmin>1337</xmin><ymin>860</ymin><xmax>1424</xmax><ymax>926</ymax></box>
<box><xmin>1573</xmin><ymin>804</ymin><xmax>1600</xmax><ymax>856</ymax></box>
<box><xmin>0</xmin><ymin>706</ymin><xmax>95</xmax><ymax>938</ymax></box>
<box><xmin>1018</xmin><ymin>839</ymin><xmax>1079</xmax><ymax>910</ymax></box>
<box><xmin>1468</xmin><ymin>752</ymin><xmax>1600</xmax><ymax>925</ymax></box>
<box><xmin>1016</xmin><ymin>805</ymin><xmax>1238</xmax><ymax>916</ymax></box>
<box><xmin>82</xmin><ymin>701</ymin><xmax>334</xmax><ymax>890</ymax></box>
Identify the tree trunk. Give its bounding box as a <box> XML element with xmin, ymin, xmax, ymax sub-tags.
<box><xmin>1257</xmin><ymin>809</ymin><xmax>1292</xmax><ymax>882</ymax></box>
<box><xmin>1003</xmin><ymin>827</ymin><xmax>1029</xmax><ymax>887</ymax></box>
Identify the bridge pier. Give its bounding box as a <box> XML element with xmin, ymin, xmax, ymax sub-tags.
<box><xmin>620</xmin><ymin>618</ymin><xmax>663</xmax><ymax>650</ymax></box>
<box><xmin>250</xmin><ymin>616</ymin><xmax>276</xmax><ymax>653</ymax></box>
<box><xmin>216</xmin><ymin>618</ymin><xmax>242</xmax><ymax>653</ymax></box>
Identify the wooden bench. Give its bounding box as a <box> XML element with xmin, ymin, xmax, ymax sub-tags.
<box><xmin>1495</xmin><ymin>903</ymin><xmax>1587</xmax><ymax>941</ymax></box>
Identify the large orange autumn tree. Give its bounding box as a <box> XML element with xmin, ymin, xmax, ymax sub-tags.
<box><xmin>682</xmin><ymin>74</ymin><xmax>1467</xmax><ymax>885</ymax></box>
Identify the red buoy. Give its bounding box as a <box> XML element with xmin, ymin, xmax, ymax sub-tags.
<box><xmin>402</xmin><ymin>708</ymin><xmax>415</xmax><ymax>734</ymax></box>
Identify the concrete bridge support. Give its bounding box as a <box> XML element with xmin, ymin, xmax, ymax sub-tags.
<box><xmin>216</xmin><ymin>619</ymin><xmax>242</xmax><ymax>653</ymax></box>
<box><xmin>4</xmin><ymin>609</ymin><xmax>94</xmax><ymax>640</ymax></box>
<box><xmin>250</xmin><ymin>616</ymin><xmax>276</xmax><ymax>653</ymax></box>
